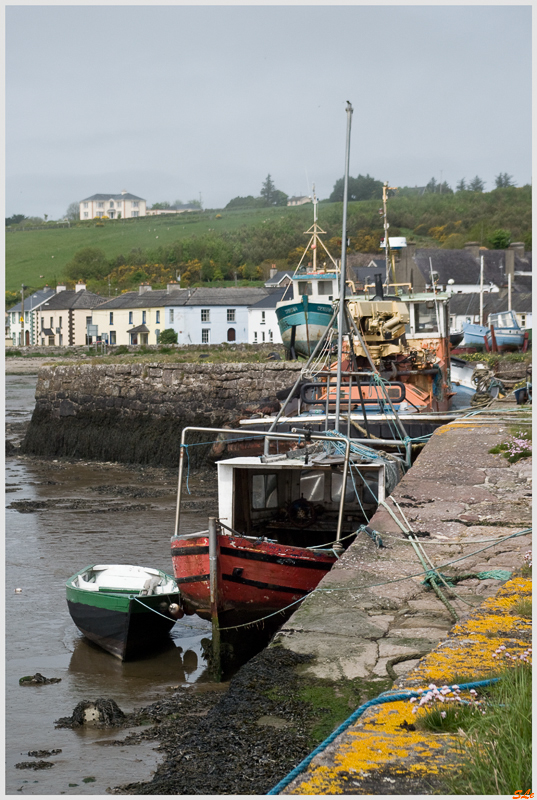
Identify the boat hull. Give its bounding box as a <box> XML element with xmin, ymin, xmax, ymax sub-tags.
<box><xmin>66</xmin><ymin>584</ymin><xmax>180</xmax><ymax>660</ymax></box>
<box><xmin>276</xmin><ymin>298</ymin><xmax>334</xmax><ymax>358</ymax></box>
<box><xmin>171</xmin><ymin>533</ymin><xmax>336</xmax><ymax>626</ymax></box>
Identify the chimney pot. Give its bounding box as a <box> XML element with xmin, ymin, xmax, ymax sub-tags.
<box><xmin>75</xmin><ymin>282</ymin><xmax>86</xmax><ymax>293</ymax></box>
<box><xmin>464</xmin><ymin>241</ymin><xmax>480</xmax><ymax>259</ymax></box>
<box><xmin>56</xmin><ymin>284</ymin><xmax>66</xmax><ymax>294</ymax></box>
<box><xmin>138</xmin><ymin>283</ymin><xmax>152</xmax><ymax>295</ymax></box>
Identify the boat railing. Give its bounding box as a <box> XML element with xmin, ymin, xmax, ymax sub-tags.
<box><xmin>174</xmin><ymin>426</ymin><xmax>353</xmax><ymax>548</ymax></box>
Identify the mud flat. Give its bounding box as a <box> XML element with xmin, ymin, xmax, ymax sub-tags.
<box><xmin>108</xmin><ymin>411</ymin><xmax>531</xmax><ymax>795</ymax></box>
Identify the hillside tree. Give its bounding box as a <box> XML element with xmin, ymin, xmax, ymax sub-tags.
<box><xmin>329</xmin><ymin>174</ymin><xmax>383</xmax><ymax>202</ymax></box>
<box><xmin>495</xmin><ymin>173</ymin><xmax>515</xmax><ymax>189</ymax></box>
<box><xmin>65</xmin><ymin>202</ymin><xmax>80</xmax><ymax>221</ymax></box>
<box><xmin>468</xmin><ymin>175</ymin><xmax>485</xmax><ymax>192</ymax></box>
<box><xmin>65</xmin><ymin>247</ymin><xmax>110</xmax><ymax>281</ymax></box>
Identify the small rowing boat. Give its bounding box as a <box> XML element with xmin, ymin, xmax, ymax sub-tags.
<box><xmin>66</xmin><ymin>564</ymin><xmax>183</xmax><ymax>660</ymax></box>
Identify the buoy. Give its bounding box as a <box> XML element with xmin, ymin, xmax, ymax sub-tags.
<box><xmin>168</xmin><ymin>603</ymin><xmax>184</xmax><ymax>620</ymax></box>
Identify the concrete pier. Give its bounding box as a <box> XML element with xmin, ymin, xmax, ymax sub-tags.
<box><xmin>269</xmin><ymin>411</ymin><xmax>531</xmax><ymax>793</ymax></box>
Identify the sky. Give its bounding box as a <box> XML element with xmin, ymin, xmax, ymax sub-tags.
<box><xmin>5</xmin><ymin>3</ymin><xmax>533</xmax><ymax>220</ymax></box>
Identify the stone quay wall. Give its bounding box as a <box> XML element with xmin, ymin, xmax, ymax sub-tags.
<box><xmin>22</xmin><ymin>361</ymin><xmax>303</xmax><ymax>467</ymax></box>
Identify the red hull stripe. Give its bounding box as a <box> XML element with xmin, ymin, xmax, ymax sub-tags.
<box><xmin>172</xmin><ymin>546</ymin><xmax>209</xmax><ymax>557</ymax></box>
<box><xmin>219</xmin><ymin>546</ymin><xmax>334</xmax><ymax>570</ymax></box>
<box><xmin>223</xmin><ymin>572</ymin><xmax>311</xmax><ymax>595</ymax></box>
<box><xmin>176</xmin><ymin>573</ymin><xmax>210</xmax><ymax>584</ymax></box>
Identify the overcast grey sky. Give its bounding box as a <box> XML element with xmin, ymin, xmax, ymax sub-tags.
<box><xmin>5</xmin><ymin>4</ymin><xmax>532</xmax><ymax>219</ymax></box>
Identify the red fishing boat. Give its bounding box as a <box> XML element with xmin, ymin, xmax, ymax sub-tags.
<box><xmin>171</xmin><ymin>427</ymin><xmax>395</xmax><ymax>627</ymax></box>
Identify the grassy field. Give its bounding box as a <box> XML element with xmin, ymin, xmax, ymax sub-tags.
<box><xmin>5</xmin><ymin>187</ymin><xmax>531</xmax><ymax>294</ymax></box>
<box><xmin>5</xmin><ymin>205</ymin><xmax>314</xmax><ymax>292</ymax></box>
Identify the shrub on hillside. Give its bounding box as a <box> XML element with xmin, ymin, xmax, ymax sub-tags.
<box><xmin>159</xmin><ymin>328</ymin><xmax>178</xmax><ymax>345</ymax></box>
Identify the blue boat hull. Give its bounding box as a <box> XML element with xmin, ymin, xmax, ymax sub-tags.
<box><xmin>276</xmin><ymin>298</ymin><xmax>335</xmax><ymax>357</ymax></box>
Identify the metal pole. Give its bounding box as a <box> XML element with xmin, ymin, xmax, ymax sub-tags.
<box><xmin>334</xmin><ymin>437</ymin><xmax>351</xmax><ymax>550</ymax></box>
<box><xmin>335</xmin><ymin>101</ymin><xmax>353</xmax><ymax>431</ymax></box>
<box><xmin>508</xmin><ymin>273</ymin><xmax>512</xmax><ymax>311</ymax></box>
<box><xmin>20</xmin><ymin>284</ymin><xmax>27</xmax><ymax>347</ymax></box>
<box><xmin>479</xmin><ymin>255</ymin><xmax>484</xmax><ymax>326</ymax></box>
<box><xmin>265</xmin><ymin>308</ymin><xmax>338</xmax><ymax>453</ymax></box>
<box><xmin>208</xmin><ymin>517</ymin><xmax>221</xmax><ymax>681</ymax></box>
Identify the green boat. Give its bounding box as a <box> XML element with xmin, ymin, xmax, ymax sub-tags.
<box><xmin>66</xmin><ymin>564</ymin><xmax>183</xmax><ymax>660</ymax></box>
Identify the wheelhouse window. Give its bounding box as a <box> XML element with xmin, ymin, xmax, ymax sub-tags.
<box><xmin>298</xmin><ymin>281</ymin><xmax>313</xmax><ymax>296</ymax></box>
<box><xmin>414</xmin><ymin>303</ymin><xmax>438</xmax><ymax>333</ymax></box>
<box><xmin>317</xmin><ymin>280</ymin><xmax>333</xmax><ymax>296</ymax></box>
<box><xmin>252</xmin><ymin>474</ymin><xmax>278</xmax><ymax>509</ymax></box>
<box><xmin>300</xmin><ymin>470</ymin><xmax>325</xmax><ymax>502</ymax></box>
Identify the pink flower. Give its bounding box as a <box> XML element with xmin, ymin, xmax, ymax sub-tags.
<box><xmin>440</xmin><ymin>711</ymin><xmax>446</xmax><ymax>719</ymax></box>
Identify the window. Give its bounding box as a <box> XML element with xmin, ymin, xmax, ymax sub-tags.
<box><xmin>109</xmin><ymin>312</ymin><xmax>114</xmax><ymax>325</ymax></box>
<box><xmin>252</xmin><ymin>474</ymin><xmax>278</xmax><ymax>509</ymax></box>
<box><xmin>300</xmin><ymin>470</ymin><xmax>325</xmax><ymax>502</ymax></box>
<box><xmin>41</xmin><ymin>317</ymin><xmax>44</xmax><ymax>330</ymax></box>
<box><xmin>109</xmin><ymin>201</ymin><xmax>114</xmax><ymax>208</ymax></box>
<box><xmin>227</xmin><ymin>309</ymin><xmax>236</xmax><ymax>323</ymax></box>
<box><xmin>84</xmin><ymin>202</ymin><xmax>88</xmax><ymax>208</ymax></box>
<box><xmin>110</xmin><ymin>331</ymin><xmax>116</xmax><ymax>345</ymax></box>
<box><xmin>169</xmin><ymin>309</ymin><xmax>174</xmax><ymax>323</ymax></box>
<box><xmin>50</xmin><ymin>317</ymin><xmax>53</xmax><ymax>328</ymax></box>
<box><xmin>202</xmin><ymin>329</ymin><xmax>210</xmax><ymax>344</ymax></box>
<box><xmin>25</xmin><ymin>311</ymin><xmax>29</xmax><ymax>322</ymax></box>
<box><xmin>155</xmin><ymin>329</ymin><xmax>160</xmax><ymax>343</ymax></box>
<box><xmin>253</xmin><ymin>332</ymin><xmax>258</xmax><ymax>343</ymax></box>
<box><xmin>262</xmin><ymin>331</ymin><xmax>265</xmax><ymax>342</ymax></box>
<box><xmin>96</xmin><ymin>211</ymin><xmax>104</xmax><ymax>218</ymax></box>
<box><xmin>298</xmin><ymin>281</ymin><xmax>313</xmax><ymax>296</ymax></box>
<box><xmin>58</xmin><ymin>316</ymin><xmax>62</xmax><ymax>328</ymax></box>
<box><xmin>269</xmin><ymin>330</ymin><xmax>273</xmax><ymax>342</ymax></box>
<box><xmin>156</xmin><ymin>310</ymin><xmax>160</xmax><ymax>324</ymax></box>
<box><xmin>131</xmin><ymin>211</ymin><xmax>139</xmax><ymax>217</ymax></box>
<box><xmin>261</xmin><ymin>311</ymin><xmax>266</xmax><ymax>324</ymax></box>
<box><xmin>142</xmin><ymin>311</ymin><xmax>146</xmax><ymax>324</ymax></box>
<box><xmin>201</xmin><ymin>309</ymin><xmax>210</xmax><ymax>322</ymax></box>
<box><xmin>41</xmin><ymin>338</ymin><xmax>45</xmax><ymax>346</ymax></box>
<box><xmin>97</xmin><ymin>202</ymin><xmax>104</xmax><ymax>208</ymax></box>
<box><xmin>129</xmin><ymin>312</ymin><xmax>133</xmax><ymax>325</ymax></box>
<box><xmin>318</xmin><ymin>280</ymin><xmax>333</xmax><ymax>296</ymax></box>
<box><xmin>133</xmin><ymin>201</ymin><xmax>139</xmax><ymax>208</ymax></box>
<box><xmin>84</xmin><ymin>212</ymin><xmax>88</xmax><ymax>218</ymax></box>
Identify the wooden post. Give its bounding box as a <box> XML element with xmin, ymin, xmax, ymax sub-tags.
<box><xmin>208</xmin><ymin>517</ymin><xmax>221</xmax><ymax>681</ymax></box>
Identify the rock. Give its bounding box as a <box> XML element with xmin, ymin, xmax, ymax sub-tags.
<box><xmin>55</xmin><ymin>698</ymin><xmax>126</xmax><ymax>728</ymax></box>
<box><xmin>19</xmin><ymin>673</ymin><xmax>61</xmax><ymax>685</ymax></box>
<box><xmin>15</xmin><ymin>761</ymin><xmax>54</xmax><ymax>770</ymax></box>
<box><xmin>27</xmin><ymin>749</ymin><xmax>62</xmax><ymax>758</ymax></box>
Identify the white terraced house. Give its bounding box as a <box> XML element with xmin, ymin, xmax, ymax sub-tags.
<box><xmin>79</xmin><ymin>190</ymin><xmax>146</xmax><ymax>220</ymax></box>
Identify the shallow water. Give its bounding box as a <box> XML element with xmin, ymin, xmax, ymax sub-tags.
<box><xmin>5</xmin><ymin>375</ymin><xmax>214</xmax><ymax>795</ymax></box>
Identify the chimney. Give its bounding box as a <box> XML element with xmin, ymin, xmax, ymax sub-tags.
<box><xmin>509</xmin><ymin>242</ymin><xmax>525</xmax><ymax>258</ymax></box>
<box><xmin>464</xmin><ymin>242</ymin><xmax>480</xmax><ymax>259</ymax></box>
<box><xmin>56</xmin><ymin>284</ymin><xmax>66</xmax><ymax>294</ymax></box>
<box><xmin>167</xmin><ymin>281</ymin><xmax>179</xmax><ymax>293</ymax></box>
<box><xmin>505</xmin><ymin>250</ymin><xmax>515</xmax><ymax>281</ymax></box>
<box><xmin>138</xmin><ymin>283</ymin><xmax>152</xmax><ymax>295</ymax></box>
<box><xmin>269</xmin><ymin>265</ymin><xmax>277</xmax><ymax>279</ymax></box>
<box><xmin>121</xmin><ymin>189</ymin><xmax>127</xmax><ymax>195</ymax></box>
<box><xmin>75</xmin><ymin>282</ymin><xmax>86</xmax><ymax>293</ymax></box>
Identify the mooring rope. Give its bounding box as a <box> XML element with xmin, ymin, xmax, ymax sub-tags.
<box><xmin>267</xmin><ymin>677</ymin><xmax>501</xmax><ymax>794</ymax></box>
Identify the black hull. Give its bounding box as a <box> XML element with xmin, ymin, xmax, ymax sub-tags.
<box><xmin>67</xmin><ymin>600</ymin><xmax>176</xmax><ymax>661</ymax></box>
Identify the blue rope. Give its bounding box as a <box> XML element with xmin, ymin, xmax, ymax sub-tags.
<box><xmin>267</xmin><ymin>678</ymin><xmax>500</xmax><ymax>794</ymax></box>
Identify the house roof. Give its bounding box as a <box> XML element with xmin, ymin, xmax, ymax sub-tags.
<box><xmin>95</xmin><ymin>290</ymin><xmax>189</xmax><ymax>310</ymax></box>
<box><xmin>39</xmin><ymin>290</ymin><xmax>105</xmax><ymax>310</ymax></box>
<box><xmin>129</xmin><ymin>324</ymin><xmax>150</xmax><ymax>334</ymax></box>
<box><xmin>182</xmin><ymin>288</ymin><xmax>270</xmax><ymax>306</ymax></box>
<box><xmin>411</xmin><ymin>248</ymin><xmax>532</xmax><ymax>287</ymax></box>
<box><xmin>80</xmin><ymin>193</ymin><xmax>145</xmax><ymax>202</ymax></box>
<box><xmin>449</xmin><ymin>291</ymin><xmax>532</xmax><ymax>316</ymax></box>
<box><xmin>250</xmin><ymin>288</ymin><xmax>287</xmax><ymax>309</ymax></box>
<box><xmin>264</xmin><ymin>271</ymin><xmax>294</xmax><ymax>287</ymax></box>
<box><xmin>7</xmin><ymin>287</ymin><xmax>55</xmax><ymax>314</ymax></box>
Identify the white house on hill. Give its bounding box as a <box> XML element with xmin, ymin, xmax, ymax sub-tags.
<box><xmin>79</xmin><ymin>190</ymin><xmax>146</xmax><ymax>220</ymax></box>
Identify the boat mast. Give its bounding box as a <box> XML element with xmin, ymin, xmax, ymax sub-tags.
<box><xmin>312</xmin><ymin>185</ymin><xmax>318</xmax><ymax>272</ymax></box>
<box><xmin>479</xmin><ymin>254</ymin><xmax>484</xmax><ymax>326</ymax></box>
<box><xmin>335</xmin><ymin>101</ymin><xmax>353</xmax><ymax>431</ymax></box>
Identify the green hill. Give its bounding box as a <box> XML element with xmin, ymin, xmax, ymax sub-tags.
<box><xmin>5</xmin><ymin>187</ymin><xmax>531</xmax><ymax>298</ymax></box>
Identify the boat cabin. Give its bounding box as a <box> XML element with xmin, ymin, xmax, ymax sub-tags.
<box><xmin>217</xmin><ymin>453</ymin><xmax>385</xmax><ymax>549</ymax></box>
<box><xmin>291</xmin><ymin>272</ymin><xmax>339</xmax><ymax>302</ymax></box>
